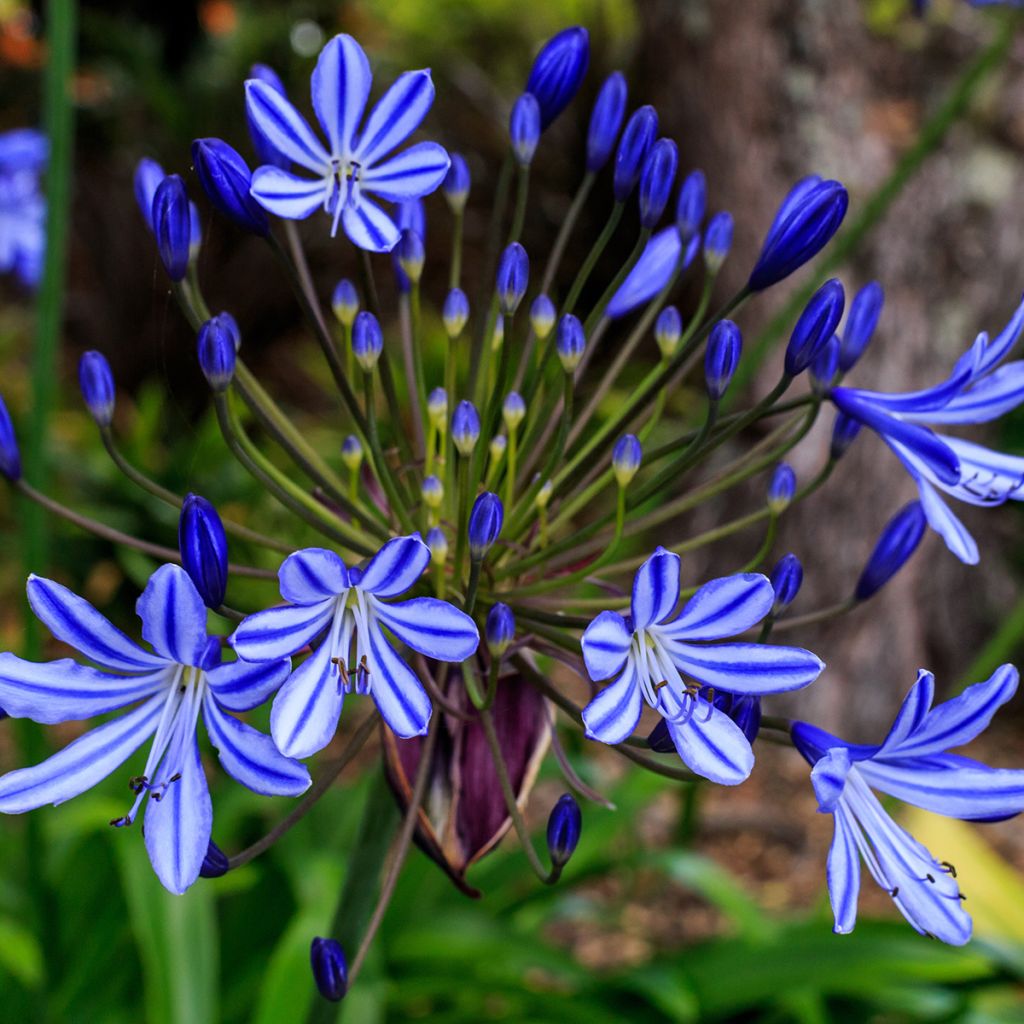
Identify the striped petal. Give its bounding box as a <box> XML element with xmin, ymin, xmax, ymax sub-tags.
<box><xmin>270</xmin><ymin>639</ymin><xmax>343</xmax><ymax>759</ymax></box>
<box><xmin>310</xmin><ymin>34</ymin><xmax>371</xmax><ymax>157</ymax></box>
<box><xmin>581</xmin><ymin>610</ymin><xmax>632</xmax><ymax>682</ymax></box>
<box><xmin>136</xmin><ymin>565</ymin><xmax>208</xmax><ymax>667</ymax></box>
<box><xmin>358</xmin><ymin>535</ymin><xmax>429</xmax><ymax>597</ymax></box>
<box><xmin>810</xmin><ymin>746</ymin><xmax>853</xmax><ymax>812</ymax></box>
<box><xmin>828</xmin><ymin>805</ymin><xmax>862</xmax><ymax>934</ymax></box>
<box><xmin>374</xmin><ymin>597</ymin><xmax>479</xmax><ymax>661</ymax></box>
<box><xmin>664</xmin><ymin>697</ymin><xmax>754</xmax><ymax>785</ymax></box>
<box><xmin>361</xmin><ymin>142</ymin><xmax>450</xmax><ymax>202</ymax></box>
<box><xmin>972</xmin><ymin>295</ymin><xmax>1024</xmax><ymax>378</ymax></box>
<box><xmin>365</xmin><ymin>621</ymin><xmax>431</xmax><ymax>738</ymax></box>
<box><xmin>206</xmin><ymin>656</ymin><xmax>292</xmax><ymax>712</ymax></box>
<box><xmin>279</xmin><ymin>548</ymin><xmax>349</xmax><ymax>605</ymax></box>
<box><xmin>916</xmin><ymin>476</ymin><xmax>979</xmax><ymax>565</ymax></box>
<box><xmin>244</xmin><ymin>79</ymin><xmax>330</xmax><ymax>173</ymax></box>
<box><xmin>581</xmin><ymin>659</ymin><xmax>642</xmax><ymax>745</ymax></box>
<box><xmin>662</xmin><ymin>639</ymin><xmax>824</xmax><ymax>695</ymax></box>
<box><xmin>631</xmin><ymin>547</ymin><xmax>681</xmax><ymax>629</ymax></box>
<box><xmin>878</xmin><ymin>670</ymin><xmax>935</xmax><ymax>756</ymax></box>
<box><xmin>342</xmin><ymin>195</ymin><xmax>401</xmax><ymax>253</ymax></box>
<box><xmin>355</xmin><ymin>70</ymin><xmax>435</xmax><ymax>166</ymax></box>
<box><xmin>250</xmin><ymin>166</ymin><xmax>328</xmax><ymax>220</ymax></box>
<box><xmin>925</xmin><ymin>362</ymin><xmax>1024</xmax><ymax>424</ymax></box>
<box><xmin>230</xmin><ymin>600</ymin><xmax>335</xmax><ymax>663</ymax></box>
<box><xmin>658</xmin><ymin>573</ymin><xmax>774</xmax><ymax>641</ymax></box>
<box><xmin>606</xmin><ymin>227</ymin><xmax>681</xmax><ymax>319</ymax></box>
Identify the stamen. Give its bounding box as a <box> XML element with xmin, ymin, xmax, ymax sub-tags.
<box><xmin>940</xmin><ymin>861</ymin><xmax>958</xmax><ymax>878</ymax></box>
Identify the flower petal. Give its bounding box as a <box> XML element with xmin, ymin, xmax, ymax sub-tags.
<box><xmin>916</xmin><ymin>476</ymin><xmax>979</xmax><ymax>565</ymax></box>
<box><xmin>581</xmin><ymin>610</ymin><xmax>632</xmax><ymax>681</ymax></box>
<box><xmin>973</xmin><ymin>295</ymin><xmax>1024</xmax><ymax>378</ymax></box>
<box><xmin>279</xmin><ymin>548</ymin><xmax>350</xmax><ymax>604</ymax></box>
<box><xmin>136</xmin><ymin>565</ymin><xmax>209</xmax><ymax>667</ymax></box>
<box><xmin>26</xmin><ymin>575</ymin><xmax>166</xmax><ymax>673</ymax></box>
<box><xmin>310</xmin><ymin>34</ymin><xmax>371</xmax><ymax>157</ymax></box>
<box><xmin>230</xmin><ymin>600</ymin><xmax>335</xmax><ymax>663</ymax></box>
<box><xmin>664</xmin><ymin>698</ymin><xmax>754</xmax><ymax>785</ymax></box>
<box><xmin>631</xmin><ymin>547</ymin><xmax>681</xmax><ymax>629</ymax></box>
<box><xmin>270</xmin><ymin>640</ymin><xmax>343</xmax><ymax>760</ymax></box>
<box><xmin>0</xmin><ymin>653</ymin><xmax>170</xmax><ymax>724</ymax></box>
<box><xmin>365</xmin><ymin>621</ymin><xmax>431</xmax><ymax>738</ymax></box>
<box><xmin>878</xmin><ymin>670</ymin><xmax>935</xmax><ymax>756</ymax></box>
<box><xmin>355</xmin><ymin>70</ymin><xmax>435</xmax><ymax>166</ymax></box>
<box><xmin>244</xmin><ymin>79</ymin><xmax>330</xmax><ymax>173</ymax></box>
<box><xmin>249</xmin><ymin>166</ymin><xmax>329</xmax><ymax>220</ymax></box>
<box><xmin>342</xmin><ymin>195</ymin><xmax>401</xmax><ymax>253</ymax></box>
<box><xmin>926</xmin><ymin>361</ymin><xmax>1024</xmax><ymax>425</ymax></box>
<box><xmin>0</xmin><ymin>695</ymin><xmax>163</xmax><ymax>813</ymax></box>
<box><xmin>361</xmin><ymin>142</ymin><xmax>450</xmax><ymax>202</ymax></box>
<box><xmin>206</xmin><ymin>656</ymin><xmax>292</xmax><ymax>712</ymax></box>
<box><xmin>827</xmin><ymin>805</ymin><xmax>861</xmax><ymax>934</ymax></box>
<box><xmin>662</xmin><ymin>639</ymin><xmax>824</xmax><ymax>694</ymax></box>
<box><xmin>374</xmin><ymin>597</ymin><xmax>479</xmax><ymax>661</ymax></box>
<box><xmin>581</xmin><ymin>659</ymin><xmax>642</xmax><ymax>745</ymax></box>
<box><xmin>658</xmin><ymin>573</ymin><xmax>774</xmax><ymax>642</ymax></box>
<box><xmin>358</xmin><ymin>535</ymin><xmax>429</xmax><ymax>597</ymax></box>
<box><xmin>810</xmin><ymin>746</ymin><xmax>852</xmax><ymax>811</ymax></box>
<box><xmin>203</xmin><ymin>694</ymin><xmax>311</xmax><ymax>797</ymax></box>
<box><xmin>606</xmin><ymin>227</ymin><xmax>681</xmax><ymax>319</ymax></box>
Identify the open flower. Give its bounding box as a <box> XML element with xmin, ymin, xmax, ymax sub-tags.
<box><xmin>0</xmin><ymin>128</ymin><xmax>47</xmax><ymax>287</ymax></box>
<box><xmin>0</xmin><ymin>567</ymin><xmax>308</xmax><ymax>894</ymax></box>
<box><xmin>791</xmin><ymin>665</ymin><xmax>1024</xmax><ymax>944</ymax></box>
<box><xmin>581</xmin><ymin>547</ymin><xmax>824</xmax><ymax>784</ymax></box>
<box><xmin>230</xmin><ymin>535</ymin><xmax>479</xmax><ymax>757</ymax></box>
<box><xmin>245</xmin><ymin>33</ymin><xmax>450</xmax><ymax>252</ymax></box>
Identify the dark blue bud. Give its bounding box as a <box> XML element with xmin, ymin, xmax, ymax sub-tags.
<box><xmin>486</xmin><ymin>602</ymin><xmax>515</xmax><ymax>655</ymax></box>
<box><xmin>332</xmin><ymin>279</ymin><xmax>359</xmax><ymax>327</ymax></box>
<box><xmin>613</xmin><ymin>106</ymin><xmax>658</xmax><ymax>202</ymax></box>
<box><xmin>247</xmin><ymin>64</ymin><xmax>290</xmax><ymax>169</ymax></box>
<box><xmin>452</xmin><ymin>400</ymin><xmax>481</xmax><ymax>456</ymax></box>
<box><xmin>705</xmin><ymin>320</ymin><xmax>742</xmax><ymax>400</ymax></box>
<box><xmin>152</xmin><ymin>174</ymin><xmax>191</xmax><ymax>281</ymax></box>
<box><xmin>179</xmin><ymin>493</ymin><xmax>229</xmax><ymax>609</ymax></box>
<box><xmin>396</xmin><ymin>229</ymin><xmax>425</xmax><ymax>286</ymax></box>
<box><xmin>556</xmin><ymin>314</ymin><xmax>586</xmax><ymax>372</ymax></box>
<box><xmin>647</xmin><ymin>718</ymin><xmax>674</xmax><ymax>753</ymax></box>
<box><xmin>443</xmin><ymin>288</ymin><xmax>470</xmax><ymax>338</ymax></box>
<box><xmin>612</xmin><ymin>434</ymin><xmax>642</xmax><ymax>487</ymax></box>
<box><xmin>830</xmin><ymin>411</ymin><xmax>862</xmax><ymax>461</ymax></box>
<box><xmin>748</xmin><ymin>177</ymin><xmax>848</xmax><ymax>292</ymax></box>
<box><xmin>310</xmin><ymin>937</ymin><xmax>348</xmax><ymax>1002</ymax></box>
<box><xmin>199</xmin><ymin>839</ymin><xmax>230</xmax><ymax>878</ymax></box>
<box><xmin>525</xmin><ymin>26</ymin><xmax>590</xmax><ymax>130</ymax></box>
<box><xmin>654</xmin><ymin>305</ymin><xmax>683</xmax><ymax>358</ymax></box>
<box><xmin>703</xmin><ymin>211</ymin><xmax>733</xmax><ymax>273</ymax></box>
<box><xmin>855</xmin><ymin>501</ymin><xmax>926</xmax><ymax>601</ymax></box>
<box><xmin>785</xmin><ymin>279</ymin><xmax>845</xmax><ymax>377</ymax></box>
<box><xmin>352</xmin><ymin>311</ymin><xmax>383</xmax><ymax>372</ymax></box>
<box><xmin>839</xmin><ymin>280</ymin><xmax>884</xmax><ymax>372</ymax></box>
<box><xmin>546</xmin><ymin>793</ymin><xmax>582</xmax><ymax>868</ymax></box>
<box><xmin>638</xmin><ymin>138</ymin><xmax>678</xmax><ymax>229</ymax></box>
<box><xmin>496</xmin><ymin>242</ymin><xmax>529</xmax><ymax>316</ymax></box>
<box><xmin>810</xmin><ymin>335</ymin><xmax>841</xmax><ymax>394</ymax></box>
<box><xmin>769</xmin><ymin>553</ymin><xmax>803</xmax><ymax>613</ymax></box>
<box><xmin>0</xmin><ymin>707</ymin><xmax>7</xmax><ymax>721</ymax></box>
<box><xmin>133</xmin><ymin>157</ymin><xmax>165</xmax><ymax>231</ymax></box>
<box><xmin>78</xmin><ymin>351</ymin><xmax>116</xmax><ymax>427</ymax></box>
<box><xmin>469</xmin><ymin>491</ymin><xmax>503</xmax><ymax>559</ymax></box>
<box><xmin>767</xmin><ymin>462</ymin><xmax>796</xmax><ymax>512</ymax></box>
<box><xmin>0</xmin><ymin>394</ymin><xmax>21</xmax><ymax>481</ymax></box>
<box><xmin>586</xmin><ymin>71</ymin><xmax>627</xmax><ymax>172</ymax></box>
<box><xmin>191</xmin><ymin>138</ymin><xmax>269</xmax><ymax>237</ymax></box>
<box><xmin>510</xmin><ymin>93</ymin><xmax>541</xmax><ymax>167</ymax></box>
<box><xmin>728</xmin><ymin>694</ymin><xmax>762</xmax><ymax>745</ymax></box>
<box><xmin>197</xmin><ymin>317</ymin><xmax>237</xmax><ymax>391</ymax></box>
<box><xmin>207</xmin><ymin>312</ymin><xmax>240</xmax><ymax>354</ymax></box>
<box><xmin>443</xmin><ymin>152</ymin><xmax>470</xmax><ymax>212</ymax></box>
<box><xmin>675</xmin><ymin>169</ymin><xmax>706</xmax><ymax>243</ymax></box>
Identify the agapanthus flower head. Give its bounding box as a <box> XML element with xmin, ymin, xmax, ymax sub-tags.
<box><xmin>830</xmin><ymin>412</ymin><xmax>862</xmax><ymax>461</ymax></box>
<box><xmin>767</xmin><ymin>462</ymin><xmax>796</xmax><ymax>512</ymax></box>
<box><xmin>509</xmin><ymin>93</ymin><xmax>541</xmax><ymax>167</ymax></box>
<box><xmin>770</xmin><ymin>552</ymin><xmax>803</xmax><ymax>613</ymax></box>
<box><xmin>676</xmin><ymin>169</ymin><xmax>707</xmax><ymax>243</ymax></box>
<box><xmin>352</xmin><ymin>310</ymin><xmax>384</xmax><ymax>372</ymax></box>
<box><xmin>179</xmin><ymin>493</ymin><xmax>229</xmax><ymax>611</ymax></box>
<box><xmin>133</xmin><ymin>157</ymin><xmax>164</xmax><ymax>230</ymax></box>
<box><xmin>785</xmin><ymin>278</ymin><xmax>845</xmax><ymax>377</ymax></box>
<box><xmin>654</xmin><ymin>305</ymin><xmax>683</xmax><ymax>359</ymax></box>
<box><xmin>245</xmin><ymin>33</ymin><xmax>450</xmax><ymax>252</ymax></box>
<box><xmin>703</xmin><ymin>211</ymin><xmax>734</xmax><ymax>273</ymax></box>
<box><xmin>442</xmin><ymin>152</ymin><xmax>470</xmax><ymax>212</ymax></box>
<box><xmin>496</xmin><ymin>242</ymin><xmax>529</xmax><ymax>316</ymax></box>
<box><xmin>839</xmin><ymin>280</ymin><xmax>884</xmax><ymax>372</ymax></box>
<box><xmin>78</xmin><ymin>350</ymin><xmax>116</xmax><ymax>427</ymax></box>
<box><xmin>192</xmin><ymin>138</ymin><xmax>270</xmax><ymax>237</ymax></box>
<box><xmin>396</xmin><ymin>229</ymin><xmax>425</xmax><ymax>285</ymax></box>
<box><xmin>612</xmin><ymin>433</ymin><xmax>642</xmax><ymax>487</ymax></box>
<box><xmin>556</xmin><ymin>314</ymin><xmax>586</xmax><ymax>372</ymax></box>
<box><xmin>452</xmin><ymin>401</ymin><xmax>481</xmax><ymax>456</ymax></box>
<box><xmin>587</xmin><ymin>71</ymin><xmax>628</xmax><ymax>172</ymax></box>
<box><xmin>331</xmin><ymin>278</ymin><xmax>359</xmax><ymax>327</ymax></box>
<box><xmin>427</xmin><ymin>387</ymin><xmax>448</xmax><ymax>428</ymax></box>
<box><xmin>426</xmin><ymin>526</ymin><xmax>448</xmax><ymax>565</ymax></box>
<box><xmin>705</xmin><ymin>319</ymin><xmax>742</xmax><ymax>400</ymax></box>
<box><xmin>469</xmin><ymin>492</ymin><xmax>504</xmax><ymax>559</ymax></box>
<box><xmin>421</xmin><ymin>475</ymin><xmax>444</xmax><ymax>509</ymax></box>
<box><xmin>747</xmin><ymin>176</ymin><xmax>849</xmax><ymax>292</ymax></box>
<box><xmin>524</xmin><ymin>26</ymin><xmax>589</xmax><ymax>130</ymax></box>
<box><xmin>486</xmin><ymin>602</ymin><xmax>515</xmax><ymax>656</ymax></box>
<box><xmin>443</xmin><ymin>288</ymin><xmax>470</xmax><ymax>338</ymax></box>
<box><xmin>613</xmin><ymin>106</ymin><xmax>658</xmax><ymax>202</ymax></box>
<box><xmin>546</xmin><ymin>793</ymin><xmax>582</xmax><ymax>867</ymax></box>
<box><xmin>0</xmin><ymin>394</ymin><xmax>20</xmax><ymax>481</ymax></box>
<box><xmin>638</xmin><ymin>138</ymin><xmax>678</xmax><ymax>229</ymax></box>
<box><xmin>340</xmin><ymin>434</ymin><xmax>363</xmax><ymax>471</ymax></box>
<box><xmin>197</xmin><ymin>316</ymin><xmax>237</xmax><ymax>391</ymax></box>
<box><xmin>199</xmin><ymin>839</ymin><xmax>230</xmax><ymax>879</ymax></box>
<box><xmin>503</xmin><ymin>391</ymin><xmax>526</xmax><ymax>431</ymax></box>
<box><xmin>310</xmin><ymin>937</ymin><xmax>348</xmax><ymax>1002</ymax></box>
<box><xmin>530</xmin><ymin>294</ymin><xmax>556</xmax><ymax>339</ymax></box>
<box><xmin>246</xmin><ymin>63</ymin><xmax>290</xmax><ymax>169</ymax></box>
<box><xmin>855</xmin><ymin>500</ymin><xmax>926</xmax><ymax>600</ymax></box>
<box><xmin>791</xmin><ymin>664</ymin><xmax>1024</xmax><ymax>944</ymax></box>
<box><xmin>811</xmin><ymin>335</ymin><xmax>841</xmax><ymax>394</ymax></box>
<box><xmin>152</xmin><ymin>174</ymin><xmax>191</xmax><ymax>281</ymax></box>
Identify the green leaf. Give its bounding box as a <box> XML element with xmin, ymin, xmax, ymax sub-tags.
<box><xmin>0</xmin><ymin>916</ymin><xmax>44</xmax><ymax>989</ymax></box>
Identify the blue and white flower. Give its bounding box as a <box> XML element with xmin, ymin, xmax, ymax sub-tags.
<box><xmin>0</xmin><ymin>128</ymin><xmax>47</xmax><ymax>287</ymax></box>
<box><xmin>791</xmin><ymin>664</ymin><xmax>1024</xmax><ymax>944</ymax></box>
<box><xmin>245</xmin><ymin>33</ymin><xmax>450</xmax><ymax>252</ymax></box>
<box><xmin>230</xmin><ymin>535</ymin><xmax>479</xmax><ymax>757</ymax></box>
<box><xmin>581</xmin><ymin>547</ymin><xmax>824</xmax><ymax>784</ymax></box>
<box><xmin>831</xmin><ymin>296</ymin><xmax>1024</xmax><ymax>564</ymax></box>
<box><xmin>0</xmin><ymin>566</ymin><xmax>308</xmax><ymax>894</ymax></box>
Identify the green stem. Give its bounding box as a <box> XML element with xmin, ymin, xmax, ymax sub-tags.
<box><xmin>563</xmin><ymin>202</ymin><xmax>624</xmax><ymax>315</ymax></box>
<box><xmin>362</xmin><ymin>373</ymin><xmax>416</xmax><ymax>533</ymax></box>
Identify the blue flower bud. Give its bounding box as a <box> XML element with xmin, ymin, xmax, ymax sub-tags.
<box><xmin>530</xmin><ymin>294</ymin><xmax>556</xmax><ymax>339</ymax></box>
<box><xmin>703</xmin><ymin>211</ymin><xmax>733</xmax><ymax>273</ymax></box>
<box><xmin>0</xmin><ymin>394</ymin><xmax>21</xmax><ymax>481</ymax></box>
<box><xmin>647</xmin><ymin>719</ymin><xmax>674</xmax><ymax>753</ymax></box>
<box><xmin>785</xmin><ymin>279</ymin><xmax>845</xmax><ymax>377</ymax></box>
<box><xmin>524</xmin><ymin>26</ymin><xmax>590</xmax><ymax>130</ymax></box>
<box><xmin>613</xmin><ymin>106</ymin><xmax>658</xmax><ymax>202</ymax></box>
<box><xmin>341</xmin><ymin>434</ymin><xmax>363</xmax><ymax>471</ymax></box>
<box><xmin>396</xmin><ymin>230</ymin><xmax>425</xmax><ymax>286</ymax></box>
<box><xmin>830</xmin><ymin>411</ymin><xmax>862</xmax><ymax>461</ymax></box>
<box><xmin>855</xmin><ymin>501</ymin><xmax>926</xmax><ymax>601</ymax></box>
<box><xmin>246</xmin><ymin>63</ymin><xmax>290</xmax><ymax>169</ymax></box>
<box><xmin>207</xmin><ymin>310</ymin><xmax>240</xmax><ymax>353</ymax></box>
<box><xmin>421</xmin><ymin>475</ymin><xmax>444</xmax><ymax>509</ymax></box>
<box><xmin>612</xmin><ymin>434</ymin><xmax>642</xmax><ymax>487</ymax></box>
<box><xmin>332</xmin><ymin>279</ymin><xmax>359</xmax><ymax>327</ymax></box>
<box><xmin>654</xmin><ymin>306</ymin><xmax>683</xmax><ymax>359</ymax></box>
<box><xmin>839</xmin><ymin>280</ymin><xmax>884</xmax><ymax>372</ymax></box>
<box><xmin>443</xmin><ymin>288</ymin><xmax>470</xmax><ymax>338</ymax></box>
<box><xmin>78</xmin><ymin>350</ymin><xmax>116</xmax><ymax>427</ymax></box>
<box><xmin>638</xmin><ymin>138</ymin><xmax>678</xmax><ymax>229</ymax></box>
<box><xmin>179</xmin><ymin>493</ymin><xmax>228</xmax><ymax>610</ymax></box>
<box><xmin>443</xmin><ymin>152</ymin><xmax>470</xmax><ymax>212</ymax></box>
<box><xmin>676</xmin><ymin>169</ymin><xmax>706</xmax><ymax>243</ymax></box>
<box><xmin>586</xmin><ymin>71</ymin><xmax>628</xmax><ymax>172</ymax></box>
<box><xmin>489</xmin><ymin>434</ymin><xmax>507</xmax><ymax>463</ymax></box>
<box><xmin>724</xmin><ymin>693</ymin><xmax>762</xmax><ymax>745</ymax></box>
<box><xmin>191</xmin><ymin>138</ymin><xmax>269</xmax><ymax>237</ymax></box>
<box><xmin>535</xmin><ymin>479</ymin><xmax>554</xmax><ymax>508</ymax></box>
<box><xmin>496</xmin><ymin>242</ymin><xmax>529</xmax><ymax>316</ymax></box>
<box><xmin>747</xmin><ymin>177</ymin><xmax>848</xmax><ymax>292</ymax></box>
<box><xmin>510</xmin><ymin>93</ymin><xmax>541</xmax><ymax>168</ymax></box>
<box><xmin>705</xmin><ymin>320</ymin><xmax>742</xmax><ymax>400</ymax></box>
<box><xmin>491</xmin><ymin>314</ymin><xmax>505</xmax><ymax>351</ymax></box>
<box><xmin>767</xmin><ymin>462</ymin><xmax>796</xmax><ymax>513</ymax></box>
<box><xmin>810</xmin><ymin>335</ymin><xmax>841</xmax><ymax>394</ymax></box>
<box><xmin>427</xmin><ymin>526</ymin><xmax>448</xmax><ymax>565</ymax></box>
<box><xmin>310</xmin><ymin>937</ymin><xmax>348</xmax><ymax>1002</ymax></box>
<box><xmin>199</xmin><ymin>839</ymin><xmax>230</xmax><ymax>879</ymax></box>
<box><xmin>546</xmin><ymin>793</ymin><xmax>582</xmax><ymax>868</ymax></box>
<box><xmin>427</xmin><ymin>387</ymin><xmax>448</xmax><ymax>429</ymax></box>
<box><xmin>188</xmin><ymin>202</ymin><xmax>202</xmax><ymax>260</ymax></box>
<box><xmin>486</xmin><ymin>602</ymin><xmax>515</xmax><ymax>656</ymax></box>
<box><xmin>133</xmin><ymin>157</ymin><xmax>165</xmax><ymax>231</ymax></box>
<box><xmin>503</xmin><ymin>391</ymin><xmax>526</xmax><ymax>431</ymax></box>
<box><xmin>769</xmin><ymin>553</ymin><xmax>803</xmax><ymax>613</ymax></box>
<box><xmin>452</xmin><ymin>400</ymin><xmax>481</xmax><ymax>456</ymax></box>
<box><xmin>152</xmin><ymin>174</ymin><xmax>191</xmax><ymax>281</ymax></box>
<box><xmin>469</xmin><ymin>491</ymin><xmax>503</xmax><ymax>559</ymax></box>
<box><xmin>352</xmin><ymin>311</ymin><xmax>383</xmax><ymax>372</ymax></box>
<box><xmin>556</xmin><ymin>314</ymin><xmax>585</xmax><ymax>372</ymax></box>
<box><xmin>197</xmin><ymin>317</ymin><xmax>236</xmax><ymax>391</ymax></box>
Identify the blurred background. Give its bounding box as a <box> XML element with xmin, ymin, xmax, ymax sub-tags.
<box><xmin>1</xmin><ymin>0</ymin><xmax>1024</xmax><ymax>1021</ymax></box>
